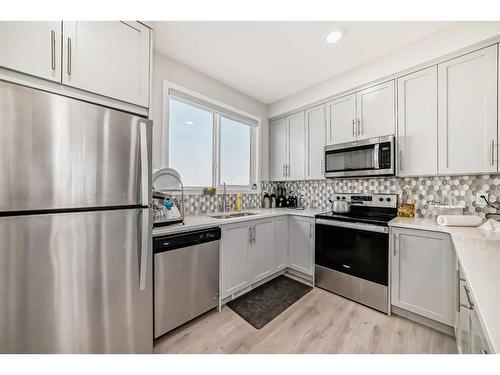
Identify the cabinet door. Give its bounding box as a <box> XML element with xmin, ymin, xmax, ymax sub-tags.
<box><xmin>221</xmin><ymin>223</ymin><xmax>251</xmax><ymax>298</ymax></box>
<box><xmin>305</xmin><ymin>105</ymin><xmax>326</xmax><ymax>180</ymax></box>
<box><xmin>62</xmin><ymin>21</ymin><xmax>150</xmax><ymax>107</ymax></box>
<box><xmin>0</xmin><ymin>21</ymin><xmax>61</xmax><ymax>82</ymax></box>
<box><xmin>356</xmin><ymin>81</ymin><xmax>395</xmax><ymax>140</ymax></box>
<box><xmin>438</xmin><ymin>45</ymin><xmax>498</xmax><ymax>174</ymax></box>
<box><xmin>273</xmin><ymin>216</ymin><xmax>288</xmax><ymax>271</ymax></box>
<box><xmin>269</xmin><ymin>117</ymin><xmax>287</xmax><ymax>181</ymax></box>
<box><xmin>288</xmin><ymin>217</ymin><xmax>314</xmax><ymax>276</ymax></box>
<box><xmin>391</xmin><ymin>228</ymin><xmax>455</xmax><ymax>326</ymax></box>
<box><xmin>251</xmin><ymin>219</ymin><xmax>275</xmax><ymax>283</ymax></box>
<box><xmin>286</xmin><ymin>112</ymin><xmax>305</xmax><ymax>181</ymax></box>
<box><xmin>397</xmin><ymin>66</ymin><xmax>438</xmax><ymax>176</ymax></box>
<box><xmin>326</xmin><ymin>93</ymin><xmax>357</xmax><ymax>145</ymax></box>
<box><xmin>470</xmin><ymin>309</ymin><xmax>489</xmax><ymax>354</ymax></box>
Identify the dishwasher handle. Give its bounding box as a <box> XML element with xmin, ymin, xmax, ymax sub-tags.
<box><xmin>153</xmin><ymin>227</ymin><xmax>221</xmax><ymax>254</ymax></box>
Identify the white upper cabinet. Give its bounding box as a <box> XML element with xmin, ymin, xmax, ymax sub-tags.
<box><xmin>326</xmin><ymin>93</ymin><xmax>357</xmax><ymax>145</ymax></box>
<box><xmin>397</xmin><ymin>66</ymin><xmax>438</xmax><ymax>176</ymax></box>
<box><xmin>269</xmin><ymin>117</ymin><xmax>287</xmax><ymax>181</ymax></box>
<box><xmin>286</xmin><ymin>111</ymin><xmax>305</xmax><ymax>181</ymax></box>
<box><xmin>305</xmin><ymin>105</ymin><xmax>326</xmax><ymax>180</ymax></box>
<box><xmin>438</xmin><ymin>45</ymin><xmax>498</xmax><ymax>175</ymax></box>
<box><xmin>62</xmin><ymin>21</ymin><xmax>150</xmax><ymax>107</ymax></box>
<box><xmin>356</xmin><ymin>80</ymin><xmax>396</xmax><ymax>140</ymax></box>
<box><xmin>0</xmin><ymin>21</ymin><xmax>62</xmax><ymax>82</ymax></box>
<box><xmin>391</xmin><ymin>228</ymin><xmax>455</xmax><ymax>326</ymax></box>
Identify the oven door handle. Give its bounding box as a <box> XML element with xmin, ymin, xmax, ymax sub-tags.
<box><xmin>315</xmin><ymin>218</ymin><xmax>388</xmax><ymax>234</ymax></box>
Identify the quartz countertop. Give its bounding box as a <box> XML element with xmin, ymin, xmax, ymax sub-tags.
<box><xmin>152</xmin><ymin>207</ymin><xmax>324</xmax><ymax>237</ymax></box>
<box><xmin>389</xmin><ymin>216</ymin><xmax>500</xmax><ymax>353</ymax></box>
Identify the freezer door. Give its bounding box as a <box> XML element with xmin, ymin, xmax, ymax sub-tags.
<box><xmin>0</xmin><ymin>80</ymin><xmax>152</xmax><ymax>212</ymax></box>
<box><xmin>0</xmin><ymin>208</ymin><xmax>152</xmax><ymax>353</ymax></box>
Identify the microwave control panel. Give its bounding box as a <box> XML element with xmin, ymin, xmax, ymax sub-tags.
<box><xmin>379</xmin><ymin>142</ymin><xmax>391</xmax><ymax>169</ymax></box>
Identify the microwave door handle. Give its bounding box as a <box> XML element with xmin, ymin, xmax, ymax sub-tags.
<box><xmin>374</xmin><ymin>144</ymin><xmax>380</xmax><ymax>169</ymax></box>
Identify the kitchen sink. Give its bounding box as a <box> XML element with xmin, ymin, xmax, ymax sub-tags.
<box><xmin>209</xmin><ymin>212</ymin><xmax>258</xmax><ymax>219</ymax></box>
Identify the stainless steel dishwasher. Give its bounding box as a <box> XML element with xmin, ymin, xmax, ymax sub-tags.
<box><xmin>153</xmin><ymin>227</ymin><xmax>221</xmax><ymax>338</ymax></box>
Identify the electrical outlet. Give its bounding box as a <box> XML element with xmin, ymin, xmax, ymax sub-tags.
<box><xmin>476</xmin><ymin>193</ymin><xmax>489</xmax><ymax>207</ymax></box>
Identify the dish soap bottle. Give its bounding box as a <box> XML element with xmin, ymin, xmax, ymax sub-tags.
<box><xmin>235</xmin><ymin>193</ymin><xmax>242</xmax><ymax>212</ymax></box>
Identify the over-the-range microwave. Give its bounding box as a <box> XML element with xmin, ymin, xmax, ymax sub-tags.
<box><xmin>324</xmin><ymin>135</ymin><xmax>394</xmax><ymax>178</ymax></box>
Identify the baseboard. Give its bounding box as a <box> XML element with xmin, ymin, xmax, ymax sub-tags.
<box><xmin>391</xmin><ymin>305</ymin><xmax>455</xmax><ymax>337</ymax></box>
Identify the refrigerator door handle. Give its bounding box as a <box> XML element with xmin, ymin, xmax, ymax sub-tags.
<box><xmin>139</xmin><ymin>209</ymin><xmax>149</xmax><ymax>291</ymax></box>
<box><xmin>140</xmin><ymin>122</ymin><xmax>149</xmax><ymax>207</ymax></box>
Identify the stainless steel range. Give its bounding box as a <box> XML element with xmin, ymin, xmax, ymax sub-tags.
<box><xmin>315</xmin><ymin>193</ymin><xmax>397</xmax><ymax>314</ymax></box>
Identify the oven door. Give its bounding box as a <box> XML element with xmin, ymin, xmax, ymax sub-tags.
<box><xmin>315</xmin><ymin>219</ymin><xmax>389</xmax><ymax>286</ymax></box>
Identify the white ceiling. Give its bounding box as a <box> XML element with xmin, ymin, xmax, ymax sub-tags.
<box><xmin>154</xmin><ymin>21</ymin><xmax>452</xmax><ymax>104</ymax></box>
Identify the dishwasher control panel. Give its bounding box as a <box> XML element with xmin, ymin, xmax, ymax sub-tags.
<box><xmin>154</xmin><ymin>227</ymin><xmax>221</xmax><ymax>253</ymax></box>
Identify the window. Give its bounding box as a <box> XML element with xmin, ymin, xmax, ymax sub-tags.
<box><xmin>169</xmin><ymin>99</ymin><xmax>214</xmax><ymax>187</ymax></box>
<box><xmin>220</xmin><ymin>116</ymin><xmax>251</xmax><ymax>186</ymax></box>
<box><xmin>166</xmin><ymin>86</ymin><xmax>258</xmax><ymax>189</ymax></box>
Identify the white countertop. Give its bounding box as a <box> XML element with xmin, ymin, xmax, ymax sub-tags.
<box><xmin>390</xmin><ymin>217</ymin><xmax>500</xmax><ymax>353</ymax></box>
<box><xmin>152</xmin><ymin>207</ymin><xmax>323</xmax><ymax>237</ymax></box>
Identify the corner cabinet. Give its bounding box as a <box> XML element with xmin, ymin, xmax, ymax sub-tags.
<box><xmin>288</xmin><ymin>217</ymin><xmax>314</xmax><ymax>276</ymax></box>
<box><xmin>397</xmin><ymin>66</ymin><xmax>438</xmax><ymax>176</ymax></box>
<box><xmin>305</xmin><ymin>105</ymin><xmax>326</xmax><ymax>180</ymax></box>
<box><xmin>437</xmin><ymin>45</ymin><xmax>498</xmax><ymax>175</ymax></box>
<box><xmin>0</xmin><ymin>21</ymin><xmax>62</xmax><ymax>82</ymax></box>
<box><xmin>391</xmin><ymin>227</ymin><xmax>455</xmax><ymax>326</ymax></box>
<box><xmin>269</xmin><ymin>112</ymin><xmax>305</xmax><ymax>181</ymax></box>
<box><xmin>62</xmin><ymin>21</ymin><xmax>150</xmax><ymax>107</ymax></box>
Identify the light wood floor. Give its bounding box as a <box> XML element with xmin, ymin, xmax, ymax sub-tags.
<box><xmin>154</xmin><ymin>287</ymin><xmax>457</xmax><ymax>354</ymax></box>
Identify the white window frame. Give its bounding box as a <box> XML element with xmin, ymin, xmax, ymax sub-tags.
<box><xmin>162</xmin><ymin>80</ymin><xmax>261</xmax><ymax>194</ymax></box>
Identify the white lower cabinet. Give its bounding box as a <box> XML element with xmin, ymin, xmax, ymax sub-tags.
<box><xmin>288</xmin><ymin>217</ymin><xmax>314</xmax><ymax>276</ymax></box>
<box><xmin>251</xmin><ymin>219</ymin><xmax>275</xmax><ymax>283</ymax></box>
<box><xmin>221</xmin><ymin>222</ymin><xmax>252</xmax><ymax>299</ymax></box>
<box><xmin>273</xmin><ymin>216</ymin><xmax>289</xmax><ymax>271</ymax></box>
<box><xmin>391</xmin><ymin>227</ymin><xmax>455</xmax><ymax>326</ymax></box>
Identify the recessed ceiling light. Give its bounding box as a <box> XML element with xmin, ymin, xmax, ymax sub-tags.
<box><xmin>326</xmin><ymin>28</ymin><xmax>343</xmax><ymax>44</ymax></box>
<box><xmin>185</xmin><ymin>121</ymin><xmax>194</xmax><ymax>125</ymax></box>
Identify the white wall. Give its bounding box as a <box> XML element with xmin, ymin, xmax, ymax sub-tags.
<box><xmin>269</xmin><ymin>21</ymin><xmax>500</xmax><ymax>117</ymax></box>
<box><xmin>151</xmin><ymin>50</ymin><xmax>269</xmax><ymax>179</ymax></box>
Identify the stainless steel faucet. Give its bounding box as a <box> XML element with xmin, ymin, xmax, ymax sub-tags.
<box><xmin>222</xmin><ymin>182</ymin><xmax>227</xmax><ymax>213</ymax></box>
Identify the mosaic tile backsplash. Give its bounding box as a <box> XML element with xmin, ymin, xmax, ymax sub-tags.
<box><xmin>262</xmin><ymin>175</ymin><xmax>500</xmax><ymax>218</ymax></box>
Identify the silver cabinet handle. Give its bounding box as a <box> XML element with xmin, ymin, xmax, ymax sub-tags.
<box><xmin>491</xmin><ymin>140</ymin><xmax>495</xmax><ymax>166</ymax></box>
<box><xmin>357</xmin><ymin>118</ymin><xmax>361</xmax><ymax>136</ymax></box>
<box><xmin>139</xmin><ymin>209</ymin><xmax>149</xmax><ymax>291</ymax></box>
<box><xmin>50</xmin><ymin>30</ymin><xmax>56</xmax><ymax>70</ymax></box>
<box><xmin>252</xmin><ymin>225</ymin><xmax>256</xmax><ymax>243</ymax></box>
<box><xmin>67</xmin><ymin>37</ymin><xmax>72</xmax><ymax>75</ymax></box>
<box><xmin>393</xmin><ymin>233</ymin><xmax>399</xmax><ymax>256</ymax></box>
<box><xmin>140</xmin><ymin>122</ymin><xmax>149</xmax><ymax>206</ymax></box>
<box><xmin>352</xmin><ymin>119</ymin><xmax>355</xmax><ymax>137</ymax></box>
<box><xmin>285</xmin><ymin>164</ymin><xmax>289</xmax><ymax>177</ymax></box>
<box><xmin>399</xmin><ymin>149</ymin><xmax>403</xmax><ymax>171</ymax></box>
<box><xmin>249</xmin><ymin>226</ymin><xmax>253</xmax><ymax>244</ymax></box>
<box><xmin>282</xmin><ymin>164</ymin><xmax>285</xmax><ymax>177</ymax></box>
<box><xmin>456</xmin><ymin>269</ymin><xmax>461</xmax><ymax>312</ymax></box>
<box><xmin>342</xmin><ymin>264</ymin><xmax>351</xmax><ymax>269</ymax></box>
<box><xmin>309</xmin><ymin>222</ymin><xmax>313</xmax><ymax>238</ymax></box>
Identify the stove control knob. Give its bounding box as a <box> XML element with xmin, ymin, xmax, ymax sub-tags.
<box><xmin>336</xmin><ymin>196</ymin><xmax>340</xmax><ymax>200</ymax></box>
<box><xmin>378</xmin><ymin>197</ymin><xmax>384</xmax><ymax>202</ymax></box>
<box><xmin>386</xmin><ymin>197</ymin><xmax>391</xmax><ymax>202</ymax></box>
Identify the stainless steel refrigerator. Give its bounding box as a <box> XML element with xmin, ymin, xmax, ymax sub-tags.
<box><xmin>0</xmin><ymin>81</ymin><xmax>153</xmax><ymax>353</ymax></box>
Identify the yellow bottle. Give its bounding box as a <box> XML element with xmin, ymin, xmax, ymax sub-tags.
<box><xmin>235</xmin><ymin>193</ymin><xmax>242</xmax><ymax>212</ymax></box>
